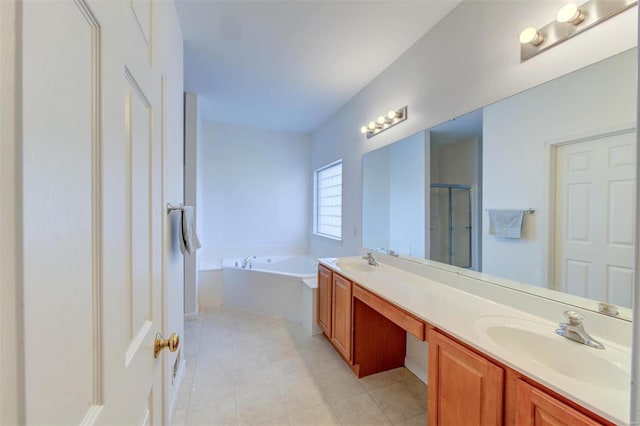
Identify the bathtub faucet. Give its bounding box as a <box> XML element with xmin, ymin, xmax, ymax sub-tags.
<box><xmin>241</xmin><ymin>255</ymin><xmax>256</xmax><ymax>269</ymax></box>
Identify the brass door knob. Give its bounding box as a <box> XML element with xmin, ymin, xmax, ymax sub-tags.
<box><xmin>154</xmin><ymin>332</ymin><xmax>180</xmax><ymax>358</ymax></box>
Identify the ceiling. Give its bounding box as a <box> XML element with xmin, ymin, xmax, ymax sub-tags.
<box><xmin>175</xmin><ymin>0</ymin><xmax>462</xmax><ymax>133</ymax></box>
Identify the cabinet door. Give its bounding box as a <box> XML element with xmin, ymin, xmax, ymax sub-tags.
<box><xmin>317</xmin><ymin>265</ymin><xmax>332</xmax><ymax>336</ymax></box>
<box><xmin>428</xmin><ymin>329</ymin><xmax>504</xmax><ymax>426</ymax></box>
<box><xmin>515</xmin><ymin>379</ymin><xmax>604</xmax><ymax>426</ymax></box>
<box><xmin>331</xmin><ymin>273</ymin><xmax>352</xmax><ymax>361</ymax></box>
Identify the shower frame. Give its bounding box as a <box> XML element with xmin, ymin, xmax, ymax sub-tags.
<box><xmin>430</xmin><ymin>183</ymin><xmax>472</xmax><ymax>268</ymax></box>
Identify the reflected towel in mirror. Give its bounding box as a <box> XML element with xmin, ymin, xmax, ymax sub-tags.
<box><xmin>488</xmin><ymin>209</ymin><xmax>524</xmax><ymax>239</ymax></box>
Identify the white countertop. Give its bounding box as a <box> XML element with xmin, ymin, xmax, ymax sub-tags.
<box><xmin>319</xmin><ymin>257</ymin><xmax>631</xmax><ymax>425</ymax></box>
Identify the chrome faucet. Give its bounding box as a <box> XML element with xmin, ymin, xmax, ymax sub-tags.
<box><xmin>555</xmin><ymin>311</ymin><xmax>605</xmax><ymax>349</ymax></box>
<box><xmin>362</xmin><ymin>252</ymin><xmax>378</xmax><ymax>266</ymax></box>
<box><xmin>376</xmin><ymin>247</ymin><xmax>400</xmax><ymax>257</ymax></box>
<box><xmin>241</xmin><ymin>255</ymin><xmax>256</xmax><ymax>269</ymax></box>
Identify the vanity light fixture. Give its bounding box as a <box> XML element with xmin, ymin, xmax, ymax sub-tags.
<box><xmin>360</xmin><ymin>106</ymin><xmax>408</xmax><ymax>139</ymax></box>
<box><xmin>519</xmin><ymin>0</ymin><xmax>636</xmax><ymax>62</ymax></box>
<box><xmin>556</xmin><ymin>3</ymin><xmax>585</xmax><ymax>24</ymax></box>
<box><xmin>519</xmin><ymin>27</ymin><xmax>544</xmax><ymax>46</ymax></box>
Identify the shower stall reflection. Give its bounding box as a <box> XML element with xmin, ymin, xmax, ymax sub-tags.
<box><xmin>430</xmin><ymin>184</ymin><xmax>472</xmax><ymax>268</ymax></box>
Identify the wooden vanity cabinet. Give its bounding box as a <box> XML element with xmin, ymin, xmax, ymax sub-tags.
<box><xmin>513</xmin><ymin>378</ymin><xmax>605</xmax><ymax>426</ymax></box>
<box><xmin>429</xmin><ymin>327</ymin><xmax>615</xmax><ymax>426</ymax></box>
<box><xmin>317</xmin><ymin>264</ymin><xmax>332</xmax><ymax>336</ymax></box>
<box><xmin>428</xmin><ymin>328</ymin><xmax>504</xmax><ymax>426</ymax></box>
<box><xmin>331</xmin><ymin>273</ymin><xmax>353</xmax><ymax>361</ymax></box>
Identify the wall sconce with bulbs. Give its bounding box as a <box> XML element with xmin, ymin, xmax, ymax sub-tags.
<box><xmin>360</xmin><ymin>106</ymin><xmax>408</xmax><ymax>139</ymax></box>
<box><xmin>519</xmin><ymin>0</ymin><xmax>636</xmax><ymax>62</ymax></box>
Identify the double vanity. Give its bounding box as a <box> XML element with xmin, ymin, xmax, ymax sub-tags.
<box><xmin>316</xmin><ymin>255</ymin><xmax>631</xmax><ymax>425</ymax></box>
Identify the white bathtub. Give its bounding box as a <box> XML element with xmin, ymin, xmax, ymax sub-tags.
<box><xmin>222</xmin><ymin>255</ymin><xmax>320</xmax><ymax>327</ymax></box>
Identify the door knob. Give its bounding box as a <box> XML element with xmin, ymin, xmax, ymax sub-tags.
<box><xmin>154</xmin><ymin>332</ymin><xmax>180</xmax><ymax>358</ymax></box>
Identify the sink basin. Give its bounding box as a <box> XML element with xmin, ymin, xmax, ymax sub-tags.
<box><xmin>332</xmin><ymin>259</ymin><xmax>375</xmax><ymax>272</ymax></box>
<box><xmin>474</xmin><ymin>316</ymin><xmax>630</xmax><ymax>391</ymax></box>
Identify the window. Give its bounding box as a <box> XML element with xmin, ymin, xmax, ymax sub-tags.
<box><xmin>314</xmin><ymin>160</ymin><xmax>342</xmax><ymax>240</ymax></box>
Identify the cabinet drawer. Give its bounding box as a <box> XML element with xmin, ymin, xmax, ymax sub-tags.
<box><xmin>353</xmin><ymin>284</ymin><xmax>425</xmax><ymax>340</ymax></box>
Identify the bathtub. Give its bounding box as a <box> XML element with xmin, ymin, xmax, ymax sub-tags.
<box><xmin>222</xmin><ymin>255</ymin><xmax>320</xmax><ymax>326</ymax></box>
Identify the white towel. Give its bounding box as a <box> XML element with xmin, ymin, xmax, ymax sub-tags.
<box><xmin>488</xmin><ymin>209</ymin><xmax>524</xmax><ymax>239</ymax></box>
<box><xmin>180</xmin><ymin>206</ymin><xmax>201</xmax><ymax>255</ymax></box>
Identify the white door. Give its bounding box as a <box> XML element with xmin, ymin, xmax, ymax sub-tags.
<box><xmin>554</xmin><ymin>130</ymin><xmax>636</xmax><ymax>307</ymax></box>
<box><xmin>21</xmin><ymin>1</ymin><xmax>172</xmax><ymax>424</ymax></box>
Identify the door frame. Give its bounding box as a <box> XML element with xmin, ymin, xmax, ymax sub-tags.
<box><xmin>545</xmin><ymin>124</ymin><xmax>636</xmax><ymax>292</ymax></box>
<box><xmin>0</xmin><ymin>0</ymin><xmax>24</xmax><ymax>423</ymax></box>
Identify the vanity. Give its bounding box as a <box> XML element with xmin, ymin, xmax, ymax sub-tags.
<box><xmin>317</xmin><ymin>257</ymin><xmax>630</xmax><ymax>425</ymax></box>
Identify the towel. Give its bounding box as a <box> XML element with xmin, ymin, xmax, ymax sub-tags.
<box><xmin>488</xmin><ymin>209</ymin><xmax>524</xmax><ymax>239</ymax></box>
<box><xmin>180</xmin><ymin>206</ymin><xmax>201</xmax><ymax>255</ymax></box>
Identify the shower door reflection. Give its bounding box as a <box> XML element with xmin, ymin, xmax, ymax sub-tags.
<box><xmin>430</xmin><ymin>184</ymin><xmax>471</xmax><ymax>268</ymax></box>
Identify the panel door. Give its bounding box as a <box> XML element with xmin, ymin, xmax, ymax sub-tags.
<box><xmin>554</xmin><ymin>131</ymin><xmax>635</xmax><ymax>307</ymax></box>
<box><xmin>331</xmin><ymin>273</ymin><xmax>352</xmax><ymax>361</ymax></box>
<box><xmin>21</xmin><ymin>1</ymin><xmax>166</xmax><ymax>424</ymax></box>
<box><xmin>428</xmin><ymin>329</ymin><xmax>503</xmax><ymax>426</ymax></box>
<box><xmin>317</xmin><ymin>265</ymin><xmax>332</xmax><ymax>336</ymax></box>
<box><xmin>515</xmin><ymin>379</ymin><xmax>603</xmax><ymax>426</ymax></box>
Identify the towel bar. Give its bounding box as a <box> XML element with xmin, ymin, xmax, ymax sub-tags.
<box><xmin>167</xmin><ymin>203</ymin><xmax>185</xmax><ymax>214</ymax></box>
<box><xmin>485</xmin><ymin>208</ymin><xmax>535</xmax><ymax>214</ymax></box>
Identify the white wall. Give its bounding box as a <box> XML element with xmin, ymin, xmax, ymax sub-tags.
<box><xmin>309</xmin><ymin>1</ymin><xmax>637</xmax><ymax>259</ymax></box>
<box><xmin>362</xmin><ymin>147</ymin><xmax>390</xmax><ymax>251</ymax></box>
<box><xmin>199</xmin><ymin>122</ymin><xmax>311</xmax><ymax>270</ymax></box>
<box><xmin>389</xmin><ymin>133</ymin><xmax>426</xmax><ymax>257</ymax></box>
<box><xmin>483</xmin><ymin>47</ymin><xmax>637</xmax><ymax>287</ymax></box>
<box><xmin>184</xmin><ymin>93</ymin><xmax>199</xmax><ymax>315</ymax></box>
<box><xmin>0</xmin><ymin>1</ymin><xmax>22</xmax><ymax>423</ymax></box>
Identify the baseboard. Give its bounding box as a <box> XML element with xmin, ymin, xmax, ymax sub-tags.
<box><xmin>167</xmin><ymin>358</ymin><xmax>187</xmax><ymax>424</ymax></box>
<box><xmin>404</xmin><ymin>356</ymin><xmax>427</xmax><ymax>384</ymax></box>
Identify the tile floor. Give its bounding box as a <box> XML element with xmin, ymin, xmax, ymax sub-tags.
<box><xmin>172</xmin><ymin>306</ymin><xmax>428</xmax><ymax>426</ymax></box>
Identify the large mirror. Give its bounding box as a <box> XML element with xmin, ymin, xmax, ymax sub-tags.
<box><xmin>362</xmin><ymin>47</ymin><xmax>636</xmax><ymax>321</ymax></box>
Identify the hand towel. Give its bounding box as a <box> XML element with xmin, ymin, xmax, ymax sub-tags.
<box><xmin>180</xmin><ymin>206</ymin><xmax>201</xmax><ymax>255</ymax></box>
<box><xmin>488</xmin><ymin>209</ymin><xmax>524</xmax><ymax>239</ymax></box>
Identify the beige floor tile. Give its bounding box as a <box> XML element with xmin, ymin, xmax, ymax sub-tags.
<box><xmin>172</xmin><ymin>408</ymin><xmax>187</xmax><ymax>426</ymax></box>
<box><xmin>399</xmin><ymin>377</ymin><xmax>427</xmax><ymax>403</ymax></box>
<box><xmin>360</xmin><ymin>369</ymin><xmax>399</xmax><ymax>391</ymax></box>
<box><xmin>253</xmin><ymin>415</ymin><xmax>290</xmax><ymax>426</ymax></box>
<box><xmin>392</xmin><ymin>412</ymin><xmax>427</xmax><ymax>426</ymax></box>
<box><xmin>271</xmin><ymin>355</ymin><xmax>313</xmax><ymax>383</ymax></box>
<box><xmin>287</xmin><ymin>403</ymin><xmax>340</xmax><ymax>426</ymax></box>
<box><xmin>175</xmin><ymin>377</ymin><xmax>193</xmax><ymax>410</ymax></box>
<box><xmin>277</xmin><ymin>377</ymin><xmax>326</xmax><ymax>413</ymax></box>
<box><xmin>315</xmin><ymin>368</ymin><xmax>366</xmax><ymax>402</ymax></box>
<box><xmin>265</xmin><ymin>339</ymin><xmax>302</xmax><ymax>361</ymax></box>
<box><xmin>196</xmin><ymin>352</ymin><xmax>235</xmax><ymax>374</ymax></box>
<box><xmin>233</xmin><ymin>336</ymin><xmax>267</xmax><ymax>354</ymax></box>
<box><xmin>390</xmin><ymin>367</ymin><xmax>416</xmax><ymax>382</ymax></box>
<box><xmin>233</xmin><ymin>346</ymin><xmax>270</xmax><ymax>370</ymax></box>
<box><xmin>186</xmin><ymin>394</ymin><xmax>237</xmax><ymax>426</ymax></box>
<box><xmin>234</xmin><ymin>362</ymin><xmax>276</xmax><ymax>391</ymax></box>
<box><xmin>331</xmin><ymin>393</ymin><xmax>390</xmax><ymax>425</ymax></box>
<box><xmin>236</xmin><ymin>386</ymin><xmax>287</xmax><ymax>426</ymax></box>
<box><xmin>190</xmin><ymin>376</ymin><xmax>236</xmax><ymax>406</ymax></box>
<box><xmin>368</xmin><ymin>383</ymin><xmax>426</xmax><ymax>424</ymax></box>
<box><xmin>303</xmin><ymin>351</ymin><xmax>350</xmax><ymax>377</ymax></box>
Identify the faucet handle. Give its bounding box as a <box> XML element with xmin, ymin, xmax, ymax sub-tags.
<box><xmin>563</xmin><ymin>310</ymin><xmax>583</xmax><ymax>326</ymax></box>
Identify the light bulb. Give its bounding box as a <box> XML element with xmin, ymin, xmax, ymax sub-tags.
<box><xmin>519</xmin><ymin>27</ymin><xmax>544</xmax><ymax>46</ymax></box>
<box><xmin>377</xmin><ymin>116</ymin><xmax>385</xmax><ymax>125</ymax></box>
<box><xmin>368</xmin><ymin>121</ymin><xmax>376</xmax><ymax>130</ymax></box>
<box><xmin>387</xmin><ymin>110</ymin><xmax>397</xmax><ymax>119</ymax></box>
<box><xmin>557</xmin><ymin>3</ymin><xmax>584</xmax><ymax>24</ymax></box>
<box><xmin>360</xmin><ymin>126</ymin><xmax>367</xmax><ymax>134</ymax></box>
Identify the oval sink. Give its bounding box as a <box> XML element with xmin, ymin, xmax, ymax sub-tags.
<box><xmin>474</xmin><ymin>316</ymin><xmax>630</xmax><ymax>391</ymax></box>
<box><xmin>333</xmin><ymin>260</ymin><xmax>375</xmax><ymax>272</ymax></box>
